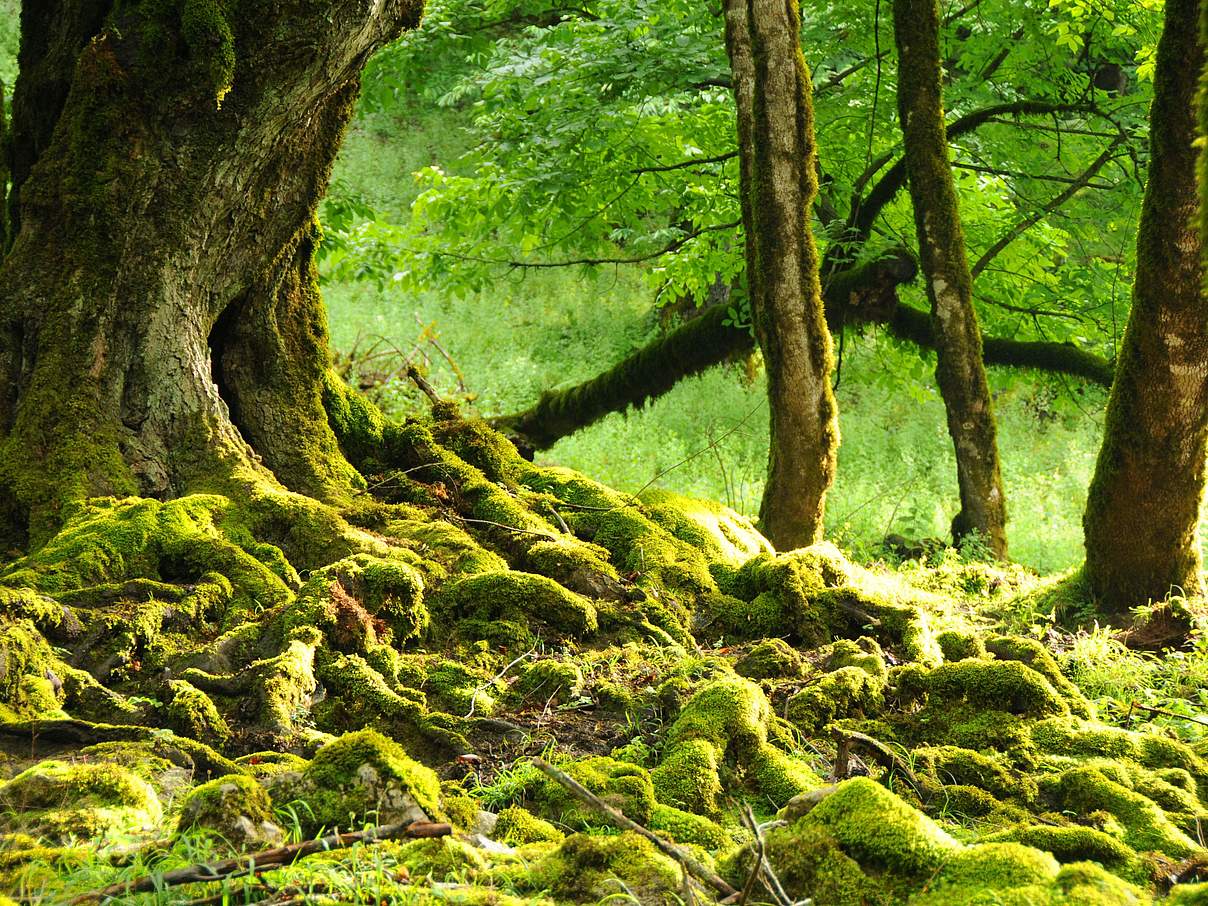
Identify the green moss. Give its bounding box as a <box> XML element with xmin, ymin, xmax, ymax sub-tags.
<box><xmin>898</xmin><ymin>658</ymin><xmax>1069</xmax><ymax>718</ymax></box>
<box><xmin>396</xmin><ymin>836</ymin><xmax>487</xmax><ymax>881</ymax></box>
<box><xmin>177</xmin><ymin>774</ymin><xmax>281</xmax><ymax>850</ymax></box>
<box><xmin>648</xmin><ymin>802</ymin><xmax>729</xmax><ymax>849</ymax></box>
<box><xmin>653</xmin><ymin>677</ymin><xmax>820</xmax><ymax>815</ymax></box>
<box><xmin>935</xmin><ymin>629</ymin><xmax>987</xmax><ymax>662</ymax></box>
<box><xmin>802</xmin><ymin>777</ymin><xmax>961</xmax><ymax>875</ymax></box>
<box><xmin>525</xmin><ymin>831</ymin><xmax>682</xmax><ymax>904</ymax></box>
<box><xmin>1170</xmin><ymin>884</ymin><xmax>1208</xmax><ymax>905</ymax></box>
<box><xmin>827</xmin><ymin>637</ymin><xmax>889</xmax><ymax>679</ymax></box>
<box><xmin>786</xmin><ymin>665</ymin><xmax>885</xmax><ymax>734</ymax></box>
<box><xmin>913</xmin><ymin>746</ymin><xmax>1034</xmax><ymax>803</ymax></box>
<box><xmin>235</xmin><ymin>752</ymin><xmax>309</xmax><ymax>778</ymax></box>
<box><xmin>1031</xmin><ymin>718</ymin><xmax>1208</xmax><ymax>779</ymax></box>
<box><xmin>984</xmin><ymin>825</ymin><xmax>1140</xmax><ymax>874</ymax></box>
<box><xmin>494</xmin><ymin>805</ymin><xmax>564</xmax><ymax>845</ymax></box>
<box><xmin>0</xmin><ymin>759</ymin><xmax>161</xmax><ymax>842</ymax></box>
<box><xmin>525</xmin><ymin>757</ymin><xmax>657</xmax><ymax>829</ymax></box>
<box><xmin>721</xmin><ymin>824</ymin><xmax>884</xmax><ymax>906</ymax></box>
<box><xmin>934</xmin><ymin>842</ymin><xmax>1060</xmax><ymax>889</ymax></box>
<box><xmin>516</xmin><ymin>659</ymin><xmax>584</xmax><ymax>705</ymax></box>
<box><xmin>179</xmin><ymin>0</ymin><xmax>235</xmax><ymax>103</ymax></box>
<box><xmin>639</xmin><ymin>488</ymin><xmax>772</xmax><ymax>566</ymax></box>
<box><xmin>437</xmin><ymin>570</ymin><xmax>597</xmax><ymax>646</ymax></box>
<box><xmin>735</xmin><ymin>637</ymin><xmax>807</xmax><ymax>679</ymax></box>
<box><xmin>163</xmin><ymin>679</ymin><xmax>231</xmax><ymax>746</ymax></box>
<box><xmin>0</xmin><ymin>620</ymin><xmax>64</xmax><ymax>719</ymax></box>
<box><xmin>984</xmin><ymin>636</ymin><xmax>1093</xmax><ymax>718</ymax></box>
<box><xmin>288</xmin><ymin>729</ymin><xmax>444</xmax><ymax>832</ymax></box>
<box><xmin>1043</xmin><ymin>765</ymin><xmax>1197</xmax><ymax>857</ymax></box>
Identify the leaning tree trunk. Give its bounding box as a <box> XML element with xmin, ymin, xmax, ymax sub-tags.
<box><xmin>893</xmin><ymin>0</ymin><xmax>1009</xmax><ymax>558</ymax></box>
<box><xmin>1082</xmin><ymin>0</ymin><xmax>1207</xmax><ymax>616</ymax></box>
<box><xmin>0</xmin><ymin>1</ymin><xmax>420</xmax><ymax>546</ymax></box>
<box><xmin>722</xmin><ymin>0</ymin><xmax>839</xmax><ymax>551</ymax></box>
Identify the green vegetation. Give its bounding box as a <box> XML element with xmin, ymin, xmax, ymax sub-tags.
<box><xmin>6</xmin><ymin>0</ymin><xmax>1208</xmax><ymax>904</ymax></box>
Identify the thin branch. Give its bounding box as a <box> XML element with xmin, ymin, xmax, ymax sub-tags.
<box><xmin>950</xmin><ymin>161</ymin><xmax>1115</xmax><ymax>189</ymax></box>
<box><xmin>971</xmin><ymin>135</ymin><xmax>1123</xmax><ymax>279</ymax></box>
<box><xmin>531</xmin><ymin>757</ymin><xmax>739</xmax><ymax>900</ymax></box>
<box><xmin>631</xmin><ymin>151</ymin><xmax>738</xmax><ymax>174</ymax></box>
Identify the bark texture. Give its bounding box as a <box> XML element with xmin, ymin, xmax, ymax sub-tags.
<box><xmin>893</xmin><ymin>0</ymin><xmax>1008</xmax><ymax>557</ymax></box>
<box><xmin>723</xmin><ymin>0</ymin><xmax>839</xmax><ymax>551</ymax></box>
<box><xmin>0</xmin><ymin>0</ymin><xmax>421</xmax><ymax>543</ymax></box>
<box><xmin>1082</xmin><ymin>0</ymin><xmax>1208</xmax><ymax>614</ymax></box>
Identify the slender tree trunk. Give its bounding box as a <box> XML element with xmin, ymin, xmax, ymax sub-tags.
<box><xmin>1082</xmin><ymin>0</ymin><xmax>1207</xmax><ymax>616</ymax></box>
<box><xmin>893</xmin><ymin>0</ymin><xmax>1009</xmax><ymax>557</ymax></box>
<box><xmin>0</xmin><ymin>1</ymin><xmax>420</xmax><ymax>544</ymax></box>
<box><xmin>722</xmin><ymin>0</ymin><xmax>839</xmax><ymax>551</ymax></box>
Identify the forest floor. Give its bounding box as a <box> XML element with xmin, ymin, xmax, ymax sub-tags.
<box><xmin>3</xmin><ymin>403</ymin><xmax>1208</xmax><ymax>905</ymax></box>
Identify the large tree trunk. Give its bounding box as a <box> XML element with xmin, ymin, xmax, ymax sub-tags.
<box><xmin>1082</xmin><ymin>0</ymin><xmax>1207</xmax><ymax>616</ymax></box>
<box><xmin>0</xmin><ymin>1</ymin><xmax>420</xmax><ymax>545</ymax></box>
<box><xmin>893</xmin><ymin>0</ymin><xmax>1009</xmax><ymax>558</ymax></box>
<box><xmin>723</xmin><ymin>0</ymin><xmax>839</xmax><ymax>551</ymax></box>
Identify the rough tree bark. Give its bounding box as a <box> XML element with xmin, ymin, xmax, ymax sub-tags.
<box><xmin>722</xmin><ymin>0</ymin><xmax>839</xmax><ymax>551</ymax></box>
<box><xmin>893</xmin><ymin>0</ymin><xmax>1009</xmax><ymax>557</ymax></box>
<box><xmin>0</xmin><ymin>1</ymin><xmax>421</xmax><ymax>545</ymax></box>
<box><xmin>1082</xmin><ymin>0</ymin><xmax>1208</xmax><ymax>616</ymax></box>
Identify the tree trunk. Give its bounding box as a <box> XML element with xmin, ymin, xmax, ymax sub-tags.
<box><xmin>893</xmin><ymin>0</ymin><xmax>1009</xmax><ymax>557</ymax></box>
<box><xmin>723</xmin><ymin>0</ymin><xmax>839</xmax><ymax>551</ymax></box>
<box><xmin>1082</xmin><ymin>0</ymin><xmax>1207</xmax><ymax>615</ymax></box>
<box><xmin>0</xmin><ymin>1</ymin><xmax>420</xmax><ymax>544</ymax></box>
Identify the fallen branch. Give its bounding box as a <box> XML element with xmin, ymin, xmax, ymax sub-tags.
<box><xmin>531</xmin><ymin>757</ymin><xmax>739</xmax><ymax>899</ymax></box>
<box><xmin>1127</xmin><ymin>701</ymin><xmax>1208</xmax><ymax>730</ymax></box>
<box><xmin>71</xmin><ymin>820</ymin><xmax>451</xmax><ymax>904</ymax></box>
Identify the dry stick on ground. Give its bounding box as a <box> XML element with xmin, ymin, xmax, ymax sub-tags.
<box><xmin>71</xmin><ymin>821</ymin><xmax>451</xmax><ymax>904</ymax></box>
<box><xmin>1128</xmin><ymin>701</ymin><xmax>1208</xmax><ymax>730</ymax></box>
<box><xmin>739</xmin><ymin>804</ymin><xmax>795</xmax><ymax>906</ymax></box>
<box><xmin>531</xmin><ymin>757</ymin><xmax>739</xmax><ymax>899</ymax></box>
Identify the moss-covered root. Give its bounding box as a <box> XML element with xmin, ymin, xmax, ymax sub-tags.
<box><xmin>652</xmin><ymin>677</ymin><xmax>821</xmax><ymax>816</ymax></box>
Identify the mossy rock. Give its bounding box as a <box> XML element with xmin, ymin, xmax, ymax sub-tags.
<box><xmin>163</xmin><ymin>678</ymin><xmax>231</xmax><ymax>746</ymax></box>
<box><xmin>1041</xmin><ymin>765</ymin><xmax>1198</xmax><ymax>858</ymax></box>
<box><xmin>436</xmin><ymin>570</ymin><xmax>597</xmax><ymax>646</ymax></box>
<box><xmin>515</xmin><ymin>659</ymin><xmax>585</xmax><ymax>705</ymax></box>
<box><xmin>984</xmin><ymin>825</ymin><xmax>1140</xmax><ymax>876</ymax></box>
<box><xmin>176</xmin><ymin>774</ymin><xmax>283</xmax><ymax>851</ymax></box>
<box><xmin>0</xmin><ymin>759</ymin><xmax>162</xmax><ymax>843</ymax></box>
<box><xmin>786</xmin><ymin>665</ymin><xmax>885</xmax><ymax>734</ymax></box>
<box><xmin>801</xmin><ymin>778</ymin><xmax>961</xmax><ymax>876</ymax></box>
<box><xmin>734</xmin><ymin>638</ymin><xmax>807</xmax><ymax>680</ymax></box>
<box><xmin>649</xmin><ymin>802</ymin><xmax>730</xmax><ymax>850</ymax></box>
<box><xmin>653</xmin><ymin>676</ymin><xmax>821</xmax><ymax>815</ymax></box>
<box><xmin>494</xmin><ymin>805</ymin><xmax>564</xmax><ymax>845</ymax></box>
<box><xmin>277</xmin><ymin>729</ymin><xmax>444</xmax><ymax>834</ymax></box>
<box><xmin>525</xmin><ymin>831</ymin><xmax>682</xmax><ymax>905</ymax></box>
<box><xmin>396</xmin><ymin>836</ymin><xmax>488</xmax><ymax>881</ymax></box>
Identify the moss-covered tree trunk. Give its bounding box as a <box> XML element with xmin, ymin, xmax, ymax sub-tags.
<box><xmin>722</xmin><ymin>0</ymin><xmax>839</xmax><ymax>552</ymax></box>
<box><xmin>892</xmin><ymin>0</ymin><xmax>1008</xmax><ymax>558</ymax></box>
<box><xmin>1082</xmin><ymin>0</ymin><xmax>1207</xmax><ymax>616</ymax></box>
<box><xmin>0</xmin><ymin>1</ymin><xmax>420</xmax><ymax>546</ymax></box>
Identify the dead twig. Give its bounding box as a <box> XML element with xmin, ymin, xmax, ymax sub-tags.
<box><xmin>833</xmin><ymin>729</ymin><xmax>923</xmax><ymax>799</ymax></box>
<box><xmin>531</xmin><ymin>757</ymin><xmax>738</xmax><ymax>900</ymax></box>
<box><xmin>1129</xmin><ymin>701</ymin><xmax>1208</xmax><ymax>730</ymax></box>
<box><xmin>71</xmin><ymin>820</ymin><xmax>451</xmax><ymax>904</ymax></box>
<box><xmin>406</xmin><ymin>364</ymin><xmax>444</xmax><ymax>407</ymax></box>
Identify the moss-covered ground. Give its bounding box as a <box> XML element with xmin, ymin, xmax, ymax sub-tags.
<box><xmin>3</xmin><ymin>402</ymin><xmax>1208</xmax><ymax>904</ymax></box>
